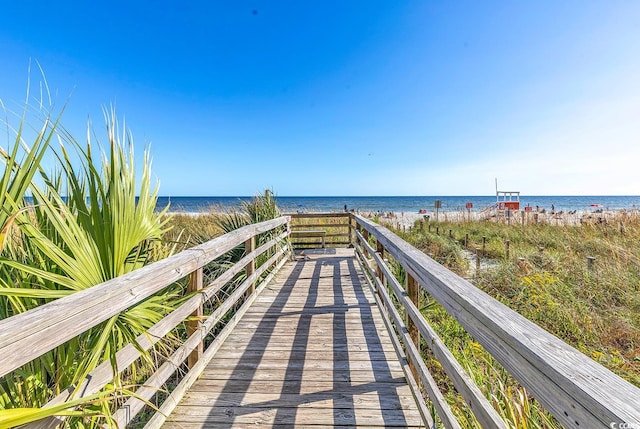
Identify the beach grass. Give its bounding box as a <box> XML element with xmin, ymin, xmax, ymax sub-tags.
<box><xmin>383</xmin><ymin>214</ymin><xmax>640</xmax><ymax>427</ymax></box>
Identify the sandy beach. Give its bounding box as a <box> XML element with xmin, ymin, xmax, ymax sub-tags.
<box><xmin>367</xmin><ymin>209</ymin><xmax>634</xmax><ymax>230</ymax></box>
<box><xmin>173</xmin><ymin>206</ymin><xmax>636</xmax><ymax>230</ymax></box>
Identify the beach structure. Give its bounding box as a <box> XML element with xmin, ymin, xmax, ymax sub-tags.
<box><xmin>496</xmin><ymin>189</ymin><xmax>520</xmax><ymax>211</ymax></box>
<box><xmin>478</xmin><ymin>184</ymin><xmax>522</xmax><ymax>221</ymax></box>
<box><xmin>1</xmin><ymin>213</ymin><xmax>638</xmax><ymax>427</ymax></box>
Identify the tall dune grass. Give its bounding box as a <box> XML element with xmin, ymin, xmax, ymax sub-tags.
<box><xmin>391</xmin><ymin>216</ymin><xmax>640</xmax><ymax>427</ymax></box>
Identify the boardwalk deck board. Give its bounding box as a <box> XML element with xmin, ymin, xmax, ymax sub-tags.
<box><xmin>163</xmin><ymin>248</ymin><xmax>425</xmax><ymax>428</ymax></box>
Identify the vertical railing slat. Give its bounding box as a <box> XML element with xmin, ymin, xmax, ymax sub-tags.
<box><xmin>186</xmin><ymin>267</ymin><xmax>204</xmax><ymax>369</ymax></box>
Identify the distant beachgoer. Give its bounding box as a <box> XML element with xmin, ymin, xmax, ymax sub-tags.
<box><xmin>344</xmin><ymin>204</ymin><xmax>347</xmax><ymax>212</ymax></box>
<box><xmin>536</xmin><ymin>205</ymin><xmax>539</xmax><ymax>212</ymax></box>
<box><xmin>551</xmin><ymin>204</ymin><xmax>555</xmax><ymax>212</ymax></box>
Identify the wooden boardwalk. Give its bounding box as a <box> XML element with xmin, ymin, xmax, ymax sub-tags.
<box><xmin>163</xmin><ymin>248</ymin><xmax>425</xmax><ymax>428</ymax></box>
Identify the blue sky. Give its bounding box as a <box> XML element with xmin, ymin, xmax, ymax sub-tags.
<box><xmin>1</xmin><ymin>1</ymin><xmax>639</xmax><ymax>196</ymax></box>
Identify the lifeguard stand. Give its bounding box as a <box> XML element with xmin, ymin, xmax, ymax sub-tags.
<box><xmin>497</xmin><ymin>190</ymin><xmax>520</xmax><ymax>211</ymax></box>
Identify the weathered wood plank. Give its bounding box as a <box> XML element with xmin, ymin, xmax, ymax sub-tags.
<box><xmin>217</xmin><ymin>341</ymin><xmax>393</xmax><ymax>353</ymax></box>
<box><xmin>199</xmin><ymin>368</ymin><xmax>407</xmax><ymax>383</ymax></box>
<box><xmin>202</xmin><ymin>359</ymin><xmax>403</xmax><ymax>372</ymax></box>
<box><xmin>213</xmin><ymin>349</ymin><xmax>399</xmax><ymax>362</ymax></box>
<box><xmin>179</xmin><ymin>391</ymin><xmax>417</xmax><ymax>410</ymax></box>
<box><xmin>165</xmin><ymin>406</ymin><xmax>423</xmax><ymax>427</ymax></box>
<box><xmin>291</xmin><ymin>222</ymin><xmax>351</xmax><ymax>228</ymax></box>
<box><xmin>186</xmin><ymin>379</ymin><xmax>412</xmax><ymax>393</ymax></box>
<box><xmin>288</xmin><ymin>213</ymin><xmax>352</xmax><ymax>219</ymax></box>
<box><xmin>165</xmin><ymin>422</ymin><xmax>424</xmax><ymax>429</ymax></box>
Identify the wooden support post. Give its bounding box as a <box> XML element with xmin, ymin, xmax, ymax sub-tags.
<box><xmin>436</xmin><ymin>226</ymin><xmax>439</xmax><ymax>235</ymax></box>
<box><xmin>587</xmin><ymin>256</ymin><xmax>596</xmax><ymax>271</ymax></box>
<box><xmin>505</xmin><ymin>240</ymin><xmax>510</xmax><ymax>260</ymax></box>
<box><xmin>521</xmin><ymin>211</ymin><xmax>525</xmax><ymax>225</ymax></box>
<box><xmin>348</xmin><ymin>214</ymin><xmax>354</xmax><ymax>247</ymax></box>
<box><xmin>482</xmin><ymin>236</ymin><xmax>486</xmax><ymax>256</ymax></box>
<box><xmin>406</xmin><ymin>273</ymin><xmax>420</xmax><ymax>382</ymax></box>
<box><xmin>187</xmin><ymin>268</ymin><xmax>204</xmax><ymax>369</ymax></box>
<box><xmin>449</xmin><ymin>229</ymin><xmax>453</xmax><ymax>238</ymax></box>
<box><xmin>376</xmin><ymin>241</ymin><xmax>385</xmax><ymax>282</ymax></box>
<box><xmin>475</xmin><ymin>248</ymin><xmax>481</xmax><ymax>271</ymax></box>
<box><xmin>245</xmin><ymin>236</ymin><xmax>256</xmax><ymax>295</ymax></box>
<box><xmin>363</xmin><ymin>229</ymin><xmax>370</xmax><ymax>258</ymax></box>
<box><xmin>428</xmin><ymin>224</ymin><xmax>432</xmax><ymax>233</ymax></box>
<box><xmin>464</xmin><ymin>233</ymin><xmax>469</xmax><ymax>248</ymax></box>
<box><xmin>376</xmin><ymin>241</ymin><xmax>385</xmax><ymax>299</ymax></box>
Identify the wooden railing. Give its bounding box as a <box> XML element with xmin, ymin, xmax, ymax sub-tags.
<box><xmin>352</xmin><ymin>214</ymin><xmax>640</xmax><ymax>428</ymax></box>
<box><xmin>0</xmin><ymin>217</ymin><xmax>290</xmax><ymax>428</ymax></box>
<box><xmin>287</xmin><ymin>212</ymin><xmax>353</xmax><ymax>248</ymax></box>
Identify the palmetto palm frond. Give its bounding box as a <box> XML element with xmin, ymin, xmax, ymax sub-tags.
<box><xmin>0</xmin><ymin>103</ymin><xmax>180</xmax><ymax>425</ymax></box>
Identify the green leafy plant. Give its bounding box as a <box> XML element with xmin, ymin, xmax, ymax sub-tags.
<box><xmin>0</xmin><ymin>95</ymin><xmax>180</xmax><ymax>426</ymax></box>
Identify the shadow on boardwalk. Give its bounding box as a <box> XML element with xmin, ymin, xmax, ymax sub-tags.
<box><xmin>163</xmin><ymin>249</ymin><xmax>424</xmax><ymax>428</ymax></box>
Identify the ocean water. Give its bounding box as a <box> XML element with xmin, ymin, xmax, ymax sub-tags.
<box><xmin>157</xmin><ymin>195</ymin><xmax>640</xmax><ymax>214</ymax></box>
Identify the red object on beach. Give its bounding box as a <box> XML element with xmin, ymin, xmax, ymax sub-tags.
<box><xmin>590</xmin><ymin>203</ymin><xmax>602</xmax><ymax>207</ymax></box>
<box><xmin>465</xmin><ymin>202</ymin><xmax>473</xmax><ymax>209</ymax></box>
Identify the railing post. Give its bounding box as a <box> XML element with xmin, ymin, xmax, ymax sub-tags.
<box><xmin>348</xmin><ymin>213</ymin><xmax>354</xmax><ymax>247</ymax></box>
<box><xmin>363</xmin><ymin>229</ymin><xmax>370</xmax><ymax>258</ymax></box>
<box><xmin>406</xmin><ymin>273</ymin><xmax>420</xmax><ymax>382</ymax></box>
<box><xmin>245</xmin><ymin>236</ymin><xmax>256</xmax><ymax>295</ymax></box>
<box><xmin>376</xmin><ymin>240</ymin><xmax>385</xmax><ymax>299</ymax></box>
<box><xmin>187</xmin><ymin>267</ymin><xmax>204</xmax><ymax>369</ymax></box>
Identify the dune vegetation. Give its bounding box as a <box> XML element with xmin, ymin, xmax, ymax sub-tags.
<box><xmin>385</xmin><ymin>216</ymin><xmax>640</xmax><ymax>427</ymax></box>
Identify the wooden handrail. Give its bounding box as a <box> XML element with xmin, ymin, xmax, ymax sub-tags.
<box><xmin>355</xmin><ymin>229</ymin><xmax>506</xmax><ymax>428</ymax></box>
<box><xmin>353</xmin><ymin>214</ymin><xmax>640</xmax><ymax>428</ymax></box>
<box><xmin>34</xmin><ymin>230</ymin><xmax>290</xmax><ymax>416</ymax></box>
<box><xmin>0</xmin><ymin>216</ymin><xmax>288</xmax><ymax>378</ymax></box>
<box><xmin>0</xmin><ymin>216</ymin><xmax>290</xmax><ymax>428</ymax></box>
